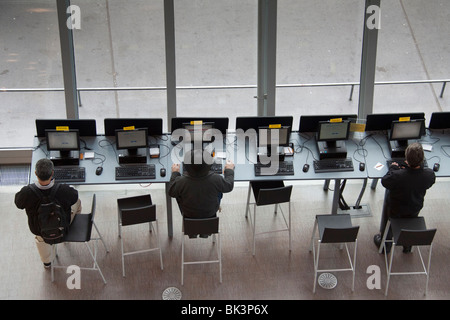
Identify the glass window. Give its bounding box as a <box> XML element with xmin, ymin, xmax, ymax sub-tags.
<box><xmin>276</xmin><ymin>0</ymin><xmax>364</xmax><ymax>130</ymax></box>
<box><xmin>174</xmin><ymin>0</ymin><xmax>258</xmax><ymax>131</ymax></box>
<box><xmin>72</xmin><ymin>0</ymin><xmax>167</xmax><ymax>133</ymax></box>
<box><xmin>373</xmin><ymin>0</ymin><xmax>450</xmax><ymax>122</ymax></box>
<box><xmin>0</xmin><ymin>0</ymin><xmax>64</xmax><ymax>147</ymax></box>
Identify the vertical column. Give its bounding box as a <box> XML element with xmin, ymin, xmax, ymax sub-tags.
<box><xmin>358</xmin><ymin>0</ymin><xmax>381</xmax><ymax>120</ymax></box>
<box><xmin>164</xmin><ymin>0</ymin><xmax>177</xmax><ymax>132</ymax></box>
<box><xmin>56</xmin><ymin>0</ymin><xmax>79</xmax><ymax>119</ymax></box>
<box><xmin>257</xmin><ymin>0</ymin><xmax>277</xmax><ymax>116</ymax></box>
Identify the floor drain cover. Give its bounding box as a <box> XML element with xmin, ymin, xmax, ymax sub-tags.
<box><xmin>318</xmin><ymin>273</ymin><xmax>337</xmax><ymax>289</ymax></box>
<box><xmin>162</xmin><ymin>287</ymin><xmax>182</xmax><ymax>300</ymax></box>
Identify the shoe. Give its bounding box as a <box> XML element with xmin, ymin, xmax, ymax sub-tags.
<box><xmin>43</xmin><ymin>262</ymin><xmax>51</xmax><ymax>269</ymax></box>
<box><xmin>373</xmin><ymin>234</ymin><xmax>382</xmax><ymax>248</ymax></box>
<box><xmin>374</xmin><ymin>234</ymin><xmax>391</xmax><ymax>254</ymax></box>
<box><xmin>199</xmin><ymin>234</ymin><xmax>211</xmax><ymax>239</ymax></box>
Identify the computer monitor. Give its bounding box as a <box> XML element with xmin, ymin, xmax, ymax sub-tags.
<box><xmin>389</xmin><ymin>119</ymin><xmax>425</xmax><ymax>157</ymax></box>
<box><xmin>182</xmin><ymin>122</ymin><xmax>215</xmax><ymax>143</ymax></box>
<box><xmin>45</xmin><ymin>129</ymin><xmax>80</xmax><ymax>155</ymax></box>
<box><xmin>258</xmin><ymin>126</ymin><xmax>290</xmax><ymax>148</ymax></box>
<box><xmin>316</xmin><ymin>120</ymin><xmax>350</xmax><ymax>159</ymax></box>
<box><xmin>115</xmin><ymin>128</ymin><xmax>148</xmax><ymax>163</ymax></box>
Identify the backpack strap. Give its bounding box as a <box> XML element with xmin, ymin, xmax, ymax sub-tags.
<box><xmin>29</xmin><ymin>183</ymin><xmax>43</xmax><ymax>200</ymax></box>
<box><xmin>48</xmin><ymin>183</ymin><xmax>61</xmax><ymax>200</ymax></box>
<box><xmin>29</xmin><ymin>183</ymin><xmax>60</xmax><ymax>201</ymax></box>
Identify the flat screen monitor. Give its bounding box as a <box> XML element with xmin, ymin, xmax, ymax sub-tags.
<box><xmin>37</xmin><ymin>119</ymin><xmax>97</xmax><ymax>137</ymax></box>
<box><xmin>317</xmin><ymin>120</ymin><xmax>350</xmax><ymax>142</ymax></box>
<box><xmin>316</xmin><ymin>121</ymin><xmax>350</xmax><ymax>159</ymax></box>
<box><xmin>115</xmin><ymin>128</ymin><xmax>148</xmax><ymax>155</ymax></box>
<box><xmin>45</xmin><ymin>129</ymin><xmax>80</xmax><ymax>158</ymax></box>
<box><xmin>428</xmin><ymin>112</ymin><xmax>450</xmax><ymax>129</ymax></box>
<box><xmin>258</xmin><ymin>126</ymin><xmax>291</xmax><ymax>147</ymax></box>
<box><xmin>389</xmin><ymin>120</ymin><xmax>424</xmax><ymax>145</ymax></box>
<box><xmin>104</xmin><ymin>118</ymin><xmax>163</xmax><ymax>136</ymax></box>
<box><xmin>182</xmin><ymin>122</ymin><xmax>214</xmax><ymax>142</ymax></box>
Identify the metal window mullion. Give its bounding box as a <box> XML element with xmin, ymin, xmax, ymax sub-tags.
<box><xmin>56</xmin><ymin>0</ymin><xmax>79</xmax><ymax>119</ymax></box>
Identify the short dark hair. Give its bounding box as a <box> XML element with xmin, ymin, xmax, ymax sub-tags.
<box><xmin>183</xmin><ymin>149</ymin><xmax>211</xmax><ymax>175</ymax></box>
<box><xmin>405</xmin><ymin>142</ymin><xmax>424</xmax><ymax>168</ymax></box>
<box><xmin>35</xmin><ymin>158</ymin><xmax>54</xmax><ymax>180</ymax></box>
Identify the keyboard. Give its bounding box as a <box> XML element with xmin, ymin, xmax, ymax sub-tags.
<box><xmin>386</xmin><ymin>158</ymin><xmax>428</xmax><ymax>168</ymax></box>
<box><xmin>254</xmin><ymin>161</ymin><xmax>294</xmax><ymax>176</ymax></box>
<box><xmin>115</xmin><ymin>164</ymin><xmax>156</xmax><ymax>180</ymax></box>
<box><xmin>182</xmin><ymin>162</ymin><xmax>223</xmax><ymax>174</ymax></box>
<box><xmin>313</xmin><ymin>158</ymin><xmax>354</xmax><ymax>173</ymax></box>
<box><xmin>53</xmin><ymin>167</ymin><xmax>86</xmax><ymax>182</ymax></box>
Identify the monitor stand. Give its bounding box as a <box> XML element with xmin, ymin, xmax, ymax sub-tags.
<box><xmin>389</xmin><ymin>140</ymin><xmax>408</xmax><ymax>158</ymax></box>
<box><xmin>317</xmin><ymin>141</ymin><xmax>347</xmax><ymax>160</ymax></box>
<box><xmin>118</xmin><ymin>148</ymin><xmax>147</xmax><ymax>164</ymax></box>
<box><xmin>49</xmin><ymin>151</ymin><xmax>80</xmax><ymax>166</ymax></box>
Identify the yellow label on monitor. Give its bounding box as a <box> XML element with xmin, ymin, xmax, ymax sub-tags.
<box><xmin>350</xmin><ymin>123</ymin><xmax>366</xmax><ymax>132</ymax></box>
<box><xmin>399</xmin><ymin>117</ymin><xmax>410</xmax><ymax>122</ymax></box>
<box><xmin>56</xmin><ymin>126</ymin><xmax>69</xmax><ymax>131</ymax></box>
<box><xmin>329</xmin><ymin>118</ymin><xmax>342</xmax><ymax>123</ymax></box>
<box><xmin>269</xmin><ymin>124</ymin><xmax>281</xmax><ymax>128</ymax></box>
<box><xmin>190</xmin><ymin>120</ymin><xmax>203</xmax><ymax>125</ymax></box>
<box><xmin>123</xmin><ymin>126</ymin><xmax>135</xmax><ymax>130</ymax></box>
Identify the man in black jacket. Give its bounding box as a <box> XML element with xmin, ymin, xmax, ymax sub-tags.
<box><xmin>15</xmin><ymin>158</ymin><xmax>81</xmax><ymax>268</ymax></box>
<box><xmin>169</xmin><ymin>149</ymin><xmax>234</xmax><ymax>222</ymax></box>
<box><xmin>374</xmin><ymin>143</ymin><xmax>435</xmax><ymax>252</ymax></box>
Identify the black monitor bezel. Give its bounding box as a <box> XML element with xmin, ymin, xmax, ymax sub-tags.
<box><xmin>316</xmin><ymin>120</ymin><xmax>351</xmax><ymax>142</ymax></box>
<box><xmin>115</xmin><ymin>128</ymin><xmax>149</xmax><ymax>150</ymax></box>
<box><xmin>257</xmin><ymin>126</ymin><xmax>291</xmax><ymax>147</ymax></box>
<box><xmin>45</xmin><ymin>129</ymin><xmax>80</xmax><ymax>151</ymax></box>
<box><xmin>389</xmin><ymin>119</ymin><xmax>425</xmax><ymax>141</ymax></box>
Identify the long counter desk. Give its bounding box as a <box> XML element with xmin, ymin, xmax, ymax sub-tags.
<box><xmin>30</xmin><ymin>131</ymin><xmax>405</xmax><ymax>238</ymax></box>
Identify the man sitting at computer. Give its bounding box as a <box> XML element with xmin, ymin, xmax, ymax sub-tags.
<box><xmin>373</xmin><ymin>143</ymin><xmax>435</xmax><ymax>253</ymax></box>
<box><xmin>168</xmin><ymin>149</ymin><xmax>234</xmax><ymax>227</ymax></box>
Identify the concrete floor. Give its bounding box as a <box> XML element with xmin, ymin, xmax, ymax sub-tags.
<box><xmin>0</xmin><ymin>0</ymin><xmax>449</xmax><ymax>147</ymax></box>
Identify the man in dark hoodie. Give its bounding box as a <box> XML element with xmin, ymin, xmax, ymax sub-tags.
<box><xmin>373</xmin><ymin>142</ymin><xmax>435</xmax><ymax>252</ymax></box>
<box><xmin>169</xmin><ymin>149</ymin><xmax>235</xmax><ymax>220</ymax></box>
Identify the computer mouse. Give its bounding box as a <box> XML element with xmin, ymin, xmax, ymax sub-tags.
<box><xmin>95</xmin><ymin>166</ymin><xmax>103</xmax><ymax>176</ymax></box>
<box><xmin>433</xmin><ymin>163</ymin><xmax>440</xmax><ymax>172</ymax></box>
<box><xmin>160</xmin><ymin>168</ymin><xmax>166</xmax><ymax>177</ymax></box>
<box><xmin>302</xmin><ymin>164</ymin><xmax>310</xmax><ymax>173</ymax></box>
<box><xmin>359</xmin><ymin>162</ymin><xmax>365</xmax><ymax>171</ymax></box>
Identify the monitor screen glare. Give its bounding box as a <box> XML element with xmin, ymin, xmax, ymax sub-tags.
<box><xmin>390</xmin><ymin>120</ymin><xmax>424</xmax><ymax>141</ymax></box>
<box><xmin>46</xmin><ymin>130</ymin><xmax>80</xmax><ymax>151</ymax></box>
<box><xmin>116</xmin><ymin>128</ymin><xmax>148</xmax><ymax>150</ymax></box>
<box><xmin>317</xmin><ymin>121</ymin><xmax>350</xmax><ymax>142</ymax></box>
<box><xmin>258</xmin><ymin>127</ymin><xmax>290</xmax><ymax>147</ymax></box>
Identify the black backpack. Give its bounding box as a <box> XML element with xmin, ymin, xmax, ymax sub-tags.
<box><xmin>30</xmin><ymin>184</ymin><xmax>67</xmax><ymax>244</ymax></box>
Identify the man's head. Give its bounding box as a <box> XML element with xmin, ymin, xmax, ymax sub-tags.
<box><xmin>35</xmin><ymin>158</ymin><xmax>54</xmax><ymax>181</ymax></box>
<box><xmin>183</xmin><ymin>149</ymin><xmax>211</xmax><ymax>176</ymax></box>
<box><xmin>405</xmin><ymin>142</ymin><xmax>424</xmax><ymax>168</ymax></box>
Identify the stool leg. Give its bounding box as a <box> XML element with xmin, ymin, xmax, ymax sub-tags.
<box><xmin>252</xmin><ymin>204</ymin><xmax>257</xmax><ymax>256</ymax></box>
<box><xmin>245</xmin><ymin>183</ymin><xmax>251</xmax><ymax>218</ymax></box>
